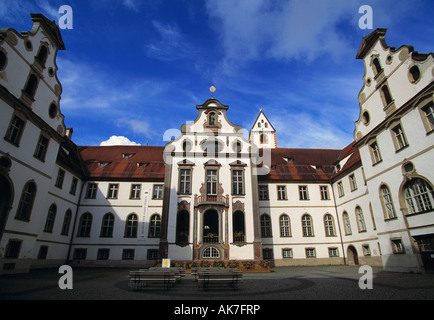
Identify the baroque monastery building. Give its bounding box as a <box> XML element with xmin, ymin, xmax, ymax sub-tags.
<box><xmin>0</xmin><ymin>16</ymin><xmax>433</xmax><ymax>274</ymax></box>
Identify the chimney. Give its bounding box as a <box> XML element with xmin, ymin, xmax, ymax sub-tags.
<box><xmin>66</xmin><ymin>127</ymin><xmax>73</xmax><ymax>139</ymax></box>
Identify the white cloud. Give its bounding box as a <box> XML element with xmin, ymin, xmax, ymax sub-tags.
<box><xmin>100</xmin><ymin>135</ymin><xmax>140</xmax><ymax>146</ymax></box>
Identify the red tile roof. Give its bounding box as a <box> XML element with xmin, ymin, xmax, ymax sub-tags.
<box><xmin>78</xmin><ymin>142</ymin><xmax>361</xmax><ymax>182</ymax></box>
<box><xmin>259</xmin><ymin>148</ymin><xmax>341</xmax><ymax>182</ymax></box>
<box><xmin>78</xmin><ymin>145</ymin><xmax>165</xmax><ymax>180</ymax></box>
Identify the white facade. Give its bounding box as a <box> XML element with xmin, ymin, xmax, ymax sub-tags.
<box><xmin>0</xmin><ymin>17</ymin><xmax>433</xmax><ymax>274</ymax></box>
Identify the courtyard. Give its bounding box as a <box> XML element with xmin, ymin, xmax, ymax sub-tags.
<box><xmin>1</xmin><ymin>265</ymin><xmax>433</xmax><ymax>301</ymax></box>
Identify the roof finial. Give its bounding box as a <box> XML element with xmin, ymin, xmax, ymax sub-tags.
<box><xmin>210</xmin><ymin>86</ymin><xmax>216</xmax><ymax>99</ymax></box>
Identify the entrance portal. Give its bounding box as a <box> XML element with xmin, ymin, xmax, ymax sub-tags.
<box><xmin>203</xmin><ymin>209</ymin><xmax>219</xmax><ymax>243</ymax></box>
<box><xmin>347</xmin><ymin>245</ymin><xmax>359</xmax><ymax>265</ymax></box>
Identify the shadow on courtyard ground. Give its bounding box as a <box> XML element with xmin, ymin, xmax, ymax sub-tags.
<box><xmin>1</xmin><ymin>265</ymin><xmax>433</xmax><ymax>301</ymax></box>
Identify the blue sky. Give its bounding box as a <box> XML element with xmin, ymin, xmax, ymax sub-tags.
<box><xmin>1</xmin><ymin>0</ymin><xmax>433</xmax><ymax>148</ymax></box>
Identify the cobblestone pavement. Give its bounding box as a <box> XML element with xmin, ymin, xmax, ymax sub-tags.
<box><xmin>1</xmin><ymin>265</ymin><xmax>433</xmax><ymax>301</ymax></box>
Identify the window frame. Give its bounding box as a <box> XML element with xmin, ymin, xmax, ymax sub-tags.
<box><xmin>130</xmin><ymin>184</ymin><xmax>141</xmax><ymax>200</ymax></box>
<box><xmin>33</xmin><ymin>133</ymin><xmax>49</xmax><ymax>162</ymax></box>
<box><xmin>277</xmin><ymin>185</ymin><xmax>287</xmax><ymax>200</ymax></box>
<box><xmin>4</xmin><ymin>114</ymin><xmax>26</xmax><ymax>146</ymax></box>
<box><xmin>302</xmin><ymin>214</ymin><xmax>314</xmax><ymax>237</ymax></box>
<box><xmin>298</xmin><ymin>185</ymin><xmax>309</xmax><ymax>200</ymax></box>
<box><xmin>106</xmin><ymin>183</ymin><xmax>119</xmax><ymax>199</ymax></box>
<box><xmin>179</xmin><ymin>168</ymin><xmax>192</xmax><ymax>195</ymax></box>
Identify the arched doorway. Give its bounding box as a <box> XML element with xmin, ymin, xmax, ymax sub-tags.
<box><xmin>176</xmin><ymin>210</ymin><xmax>189</xmax><ymax>245</ymax></box>
<box><xmin>0</xmin><ymin>175</ymin><xmax>13</xmax><ymax>241</ymax></box>
<box><xmin>233</xmin><ymin>211</ymin><xmax>245</xmax><ymax>242</ymax></box>
<box><xmin>347</xmin><ymin>245</ymin><xmax>359</xmax><ymax>265</ymax></box>
<box><xmin>203</xmin><ymin>209</ymin><xmax>219</xmax><ymax>243</ymax></box>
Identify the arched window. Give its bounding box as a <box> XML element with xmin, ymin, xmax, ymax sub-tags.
<box><xmin>380</xmin><ymin>185</ymin><xmax>396</xmax><ymax>219</ymax></box>
<box><xmin>260</xmin><ymin>214</ymin><xmax>272</xmax><ymax>238</ymax></box>
<box><xmin>324</xmin><ymin>214</ymin><xmax>335</xmax><ymax>236</ymax></box>
<box><xmin>125</xmin><ymin>213</ymin><xmax>138</xmax><ymax>238</ymax></box>
<box><xmin>381</xmin><ymin>85</ymin><xmax>393</xmax><ymax>105</ymax></box>
<box><xmin>15</xmin><ymin>181</ymin><xmax>37</xmax><ymax>221</ymax></box>
<box><xmin>203</xmin><ymin>246</ymin><xmax>220</xmax><ymax>258</ymax></box>
<box><xmin>148</xmin><ymin>214</ymin><xmax>161</xmax><ymax>238</ymax></box>
<box><xmin>23</xmin><ymin>74</ymin><xmax>38</xmax><ymax>98</ymax></box>
<box><xmin>43</xmin><ymin>204</ymin><xmax>57</xmax><ymax>233</ymax></box>
<box><xmin>302</xmin><ymin>214</ymin><xmax>313</xmax><ymax>237</ymax></box>
<box><xmin>100</xmin><ymin>213</ymin><xmax>114</xmax><ymax>237</ymax></box>
<box><xmin>77</xmin><ymin>212</ymin><xmax>92</xmax><ymax>237</ymax></box>
<box><xmin>259</xmin><ymin>134</ymin><xmax>267</xmax><ymax>144</ymax></box>
<box><xmin>176</xmin><ymin>210</ymin><xmax>189</xmax><ymax>243</ymax></box>
<box><xmin>404</xmin><ymin>178</ymin><xmax>433</xmax><ymax>214</ymax></box>
<box><xmin>279</xmin><ymin>214</ymin><xmax>291</xmax><ymax>237</ymax></box>
<box><xmin>36</xmin><ymin>45</ymin><xmax>48</xmax><ymax>67</ymax></box>
<box><xmin>233</xmin><ymin>211</ymin><xmax>245</xmax><ymax>242</ymax></box>
<box><xmin>61</xmin><ymin>209</ymin><xmax>72</xmax><ymax>236</ymax></box>
<box><xmin>373</xmin><ymin>58</ymin><xmax>382</xmax><ymax>75</ymax></box>
<box><xmin>343</xmin><ymin>211</ymin><xmax>352</xmax><ymax>235</ymax></box>
<box><xmin>355</xmin><ymin>206</ymin><xmax>366</xmax><ymax>232</ymax></box>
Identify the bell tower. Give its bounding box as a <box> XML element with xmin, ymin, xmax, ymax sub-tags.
<box><xmin>250</xmin><ymin>109</ymin><xmax>277</xmax><ymax>149</ymax></box>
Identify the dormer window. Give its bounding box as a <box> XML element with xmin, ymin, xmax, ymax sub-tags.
<box><xmin>98</xmin><ymin>162</ymin><xmax>110</xmax><ymax>168</ymax></box>
<box><xmin>123</xmin><ymin>153</ymin><xmax>134</xmax><ymax>159</ymax></box>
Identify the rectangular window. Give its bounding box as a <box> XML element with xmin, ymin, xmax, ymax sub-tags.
<box><xmin>4</xmin><ymin>115</ymin><xmax>25</xmax><ymax>146</ymax></box>
<box><xmin>97</xmin><ymin>249</ymin><xmax>110</xmax><ymax>260</ymax></box>
<box><xmin>369</xmin><ymin>141</ymin><xmax>382</xmax><ymax>164</ymax></box>
<box><xmin>147</xmin><ymin>249</ymin><xmax>159</xmax><ymax>260</ymax></box>
<box><xmin>5</xmin><ymin>240</ymin><xmax>22</xmax><ymax>259</ymax></box>
<box><xmin>391</xmin><ymin>124</ymin><xmax>408</xmax><ymax>150</ymax></box>
<box><xmin>299</xmin><ymin>185</ymin><xmax>309</xmax><ymax>200</ymax></box>
<box><xmin>69</xmin><ymin>177</ymin><xmax>78</xmax><ymax>195</ymax></box>
<box><xmin>73</xmin><ymin>248</ymin><xmax>87</xmax><ymax>260</ymax></box>
<box><xmin>107</xmin><ymin>184</ymin><xmax>119</xmax><ymax>199</ymax></box>
<box><xmin>37</xmin><ymin>246</ymin><xmax>48</xmax><ymax>259</ymax></box>
<box><xmin>55</xmin><ymin>169</ymin><xmax>65</xmax><ymax>189</ymax></box>
<box><xmin>422</xmin><ymin>102</ymin><xmax>434</xmax><ymax>132</ymax></box>
<box><xmin>179</xmin><ymin>169</ymin><xmax>191</xmax><ymax>194</ymax></box>
<box><xmin>153</xmin><ymin>185</ymin><xmax>163</xmax><ymax>199</ymax></box>
<box><xmin>349</xmin><ymin>174</ymin><xmax>357</xmax><ymax>191</ymax></box>
<box><xmin>85</xmin><ymin>183</ymin><xmax>97</xmax><ymax>199</ymax></box>
<box><xmin>122</xmin><ymin>249</ymin><xmax>135</xmax><ymax>260</ymax></box>
<box><xmin>130</xmin><ymin>184</ymin><xmax>141</xmax><ymax>199</ymax></box>
<box><xmin>232</xmin><ymin>170</ymin><xmax>244</xmax><ymax>195</ymax></box>
<box><xmin>34</xmin><ymin>134</ymin><xmax>49</xmax><ymax>161</ymax></box>
<box><xmin>337</xmin><ymin>181</ymin><xmax>345</xmax><ymax>197</ymax></box>
<box><xmin>320</xmin><ymin>186</ymin><xmax>329</xmax><ymax>200</ymax></box>
<box><xmin>259</xmin><ymin>185</ymin><xmax>269</xmax><ymax>200</ymax></box>
<box><xmin>282</xmin><ymin>248</ymin><xmax>293</xmax><ymax>258</ymax></box>
<box><xmin>328</xmin><ymin>248</ymin><xmax>339</xmax><ymax>257</ymax></box>
<box><xmin>363</xmin><ymin>245</ymin><xmax>371</xmax><ymax>256</ymax></box>
<box><xmin>391</xmin><ymin>239</ymin><xmax>405</xmax><ymax>254</ymax></box>
<box><xmin>206</xmin><ymin>170</ymin><xmax>217</xmax><ymax>195</ymax></box>
<box><xmin>277</xmin><ymin>185</ymin><xmax>287</xmax><ymax>200</ymax></box>
<box><xmin>305</xmin><ymin>248</ymin><xmax>316</xmax><ymax>258</ymax></box>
